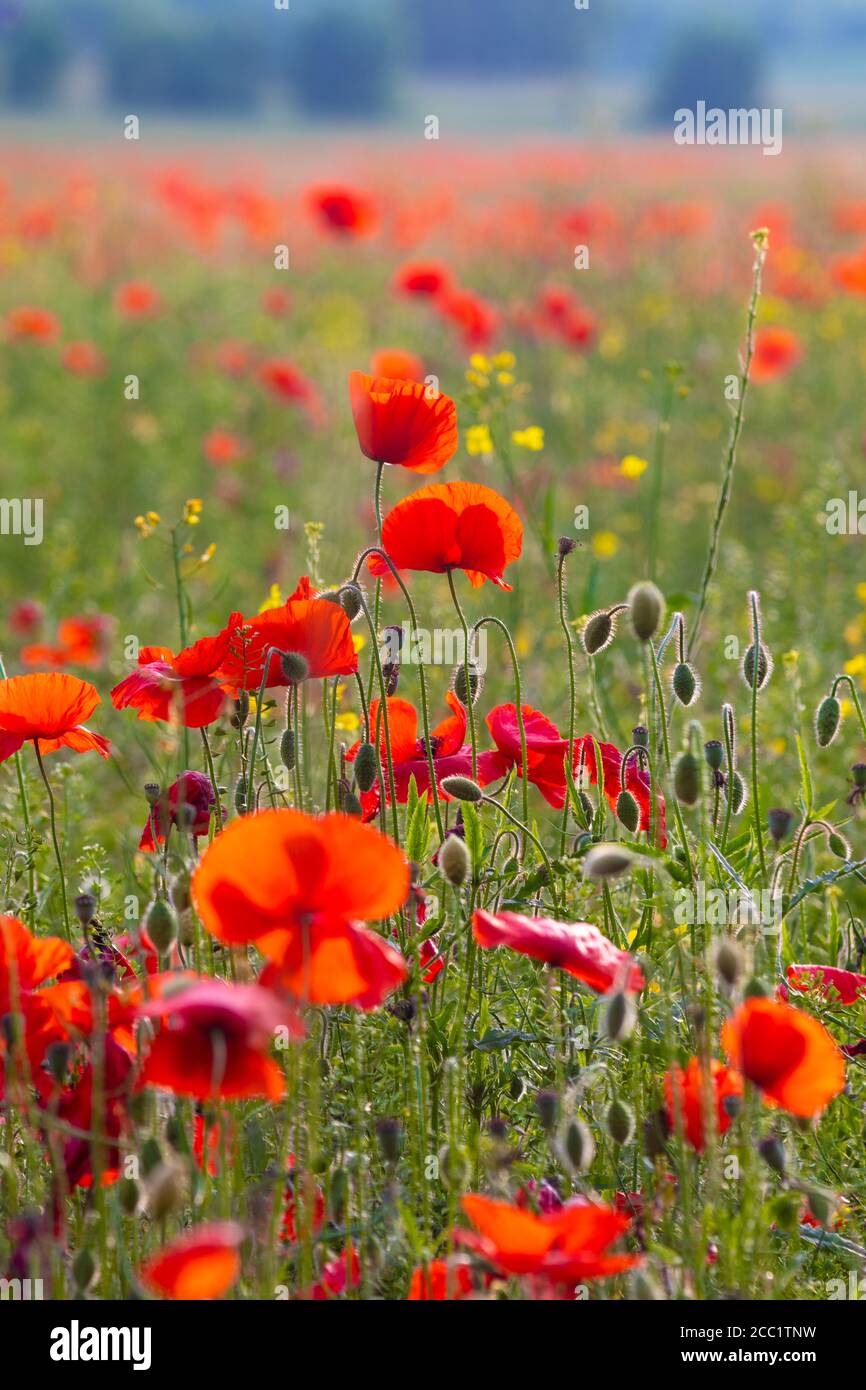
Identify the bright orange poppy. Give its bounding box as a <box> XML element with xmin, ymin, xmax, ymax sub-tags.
<box><xmin>215</xmin><ymin>583</ymin><xmax>357</xmax><ymax>691</ymax></box>
<box><xmin>721</xmin><ymin>997</ymin><xmax>845</xmax><ymax>1118</ymax></box>
<box><xmin>139</xmin><ymin>1222</ymin><xmax>244</xmax><ymax>1300</ymax></box>
<box><xmin>0</xmin><ymin>672</ymin><xmax>111</xmax><ymax>762</ymax></box>
<box><xmin>111</xmin><ymin>621</ymin><xmax>241</xmax><ymax>728</ymax></box>
<box><xmin>749</xmin><ymin>326</ymin><xmax>803</xmax><ymax>382</ymax></box>
<box><xmin>6</xmin><ymin>306</ymin><xmax>60</xmax><ymax>342</ymax></box>
<box><xmin>664</xmin><ymin>1056</ymin><xmax>743</xmax><ymax>1151</ymax></box>
<box><xmin>369</xmin><ymin>347</ymin><xmax>425</xmax><ymax>383</ymax></box>
<box><xmin>349</xmin><ymin>371</ymin><xmax>457</xmax><ymax>474</ymax></box>
<box><xmin>369</xmin><ymin>480</ymin><xmax>523</xmax><ymax>590</ymax></box>
<box><xmin>459</xmin><ymin>1194</ymin><xmax>640</xmax><ymax>1287</ymax></box>
<box><xmin>408</xmin><ymin>1260</ymin><xmax>474</xmax><ymax>1300</ymax></box>
<box><xmin>114</xmin><ymin>280</ymin><xmax>160</xmax><ymax>318</ymax></box>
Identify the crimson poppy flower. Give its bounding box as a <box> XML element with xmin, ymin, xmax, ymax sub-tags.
<box><xmin>749</xmin><ymin>326</ymin><xmax>803</xmax><ymax>382</ymax></box>
<box><xmin>0</xmin><ymin>672</ymin><xmax>111</xmax><ymax>763</ymax></box>
<box><xmin>6</xmin><ymin>306</ymin><xmax>60</xmax><ymax>342</ymax></box>
<box><xmin>573</xmin><ymin>733</ymin><xmax>666</xmax><ymax>847</ymax></box>
<box><xmin>51</xmin><ymin>1032</ymin><xmax>134</xmax><ymax>1189</ymax></box>
<box><xmin>8</xmin><ymin>599</ymin><xmax>43</xmax><ymax>635</ymax></box>
<box><xmin>408</xmin><ymin>1260</ymin><xmax>474</xmax><ymax>1300</ymax></box>
<box><xmin>22</xmin><ymin>615</ymin><xmax>111</xmax><ymax>670</ymax></box>
<box><xmin>307</xmin><ymin>185</ymin><xmax>378</xmax><ymax>237</ymax></box>
<box><xmin>215</xmin><ymin>583</ymin><xmax>357</xmax><ymax>691</ymax></box>
<box><xmin>369</xmin><ymin>480</ymin><xmax>522</xmax><ymax>590</ymax></box>
<box><xmin>137</xmin><ymin>977</ymin><xmax>303</xmax><ymax>1102</ymax></box>
<box><xmin>62</xmin><ymin>340</ymin><xmax>105</xmax><ymax>376</ymax></box>
<box><xmin>785</xmin><ymin>963</ymin><xmax>866</xmax><ymax>1006</ymax></box>
<box><xmin>459</xmin><ymin>1194</ymin><xmax>640</xmax><ymax>1287</ymax></box>
<box><xmin>282</xmin><ymin>1155</ymin><xmax>325</xmax><ymax>1245</ymax></box>
<box><xmin>257</xmin><ymin>358</ymin><xmax>324</xmax><ymax>423</ymax></box>
<box><xmin>114</xmin><ymin>281</ymin><xmax>160</xmax><ymax>318</ymax></box>
<box><xmin>369</xmin><ymin>347</ymin><xmax>425</xmax><ymax>383</ymax></box>
<box><xmin>192</xmin><ymin>810</ymin><xmax>409</xmax><ymax>1009</ymax></box>
<box><xmin>393</xmin><ymin>260</ymin><xmax>453</xmax><ymax>299</ymax></box>
<box><xmin>721</xmin><ymin>997</ymin><xmax>845</xmax><ymax>1118</ymax></box>
<box><xmin>111</xmin><ymin>621</ymin><xmax>240</xmax><ymax>729</ymax></box>
<box><xmin>308</xmin><ymin>1246</ymin><xmax>361</xmax><ymax>1300</ymax></box>
<box><xmin>485</xmin><ymin>703</ymin><xmax>570</xmax><ymax>808</ymax></box>
<box><xmin>139</xmin><ymin>1222</ymin><xmax>244</xmax><ymax>1300</ymax></box>
<box><xmin>139</xmin><ymin>771</ymin><xmax>222</xmax><ymax>851</ymax></box>
<box><xmin>472</xmin><ymin>909</ymin><xmax>644</xmax><ymax>994</ymax></box>
<box><xmin>664</xmin><ymin>1056</ymin><xmax>743</xmax><ymax>1152</ymax></box>
<box><xmin>349</xmin><ymin>371</ymin><xmax>457</xmax><ymax>475</ymax></box>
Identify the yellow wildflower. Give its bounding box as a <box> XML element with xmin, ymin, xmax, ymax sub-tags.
<box><xmin>620</xmin><ymin>454</ymin><xmax>648</xmax><ymax>480</ymax></box>
<box><xmin>466</xmin><ymin>424</ymin><xmax>493</xmax><ymax>456</ymax></box>
<box><xmin>511</xmin><ymin>426</ymin><xmax>544</xmax><ymax>451</ymax></box>
<box><xmin>592</xmin><ymin>531</ymin><xmax>619</xmax><ymax>559</ymax></box>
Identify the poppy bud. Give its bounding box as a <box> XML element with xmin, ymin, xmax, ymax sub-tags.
<box><xmin>280</xmin><ymin>650</ymin><xmax>309</xmax><ymax>685</ymax></box>
<box><xmin>628</xmin><ymin>581</ymin><xmax>665</xmax><ymax>642</ymax></box>
<box><xmin>759</xmin><ymin>1134</ymin><xmax>787</xmax><ymax>1178</ymax></box>
<box><xmin>233</xmin><ymin>774</ymin><xmax>247</xmax><ymax>815</ymax></box>
<box><xmin>143</xmin><ymin>782</ymin><xmax>161</xmax><ymax>806</ymax></box>
<box><xmin>341</xmin><ymin>787</ymin><xmax>363</xmax><ymax>818</ymax></box>
<box><xmin>742</xmin><ymin>642</ymin><xmax>772</xmax><ymax>691</ymax></box>
<box><xmin>616</xmin><ymin>789</ymin><xmax>640</xmax><ymax>833</ymax></box>
<box><xmin>727</xmin><ymin>770</ymin><xmax>747</xmax><ymax>814</ymax></box>
<box><xmin>144</xmin><ymin>897</ymin><xmax>176</xmax><ymax>954</ymax></box>
<box><xmin>441</xmin><ymin>774</ymin><xmax>483</xmax><ymax>804</ymax></box>
<box><xmin>722</xmin><ymin>1092</ymin><xmax>742</xmax><ymax>1120</ymax></box>
<box><xmin>672</xmin><ymin>661</ymin><xmax>699</xmax><ymax>707</ymax></box>
<box><xmin>602</xmin><ymin>989</ymin><xmax>637</xmax><ymax>1041</ymax></box>
<box><xmin>583</xmin><ymin>843</ymin><xmax>635</xmax><ymax>881</ymax></box>
<box><xmin>631</xmin><ymin>725</ymin><xmax>649</xmax><ymax>749</ymax></box>
<box><xmin>353</xmin><ymin>741</ymin><xmax>378</xmax><ymax>793</ymax></box>
<box><xmin>72</xmin><ymin>1247</ymin><xmax>96</xmax><ymax>1293</ymax></box>
<box><xmin>674</xmin><ymin>750</ymin><xmax>701</xmax><ymax>805</ymax></box>
<box><xmin>439</xmin><ymin>834</ymin><xmax>471</xmax><ymax>886</ymax></box>
<box><xmin>606</xmin><ymin>1098</ymin><xmax>635</xmax><ymax>1145</ymax></box>
<box><xmin>74</xmin><ymin>892</ymin><xmax>98</xmax><ymax>927</ymax></box>
<box><xmin>828</xmin><ymin>830</ymin><xmax>850</xmax><ymax>859</ymax></box>
<box><xmin>437</xmin><ymin>1143</ymin><xmax>469</xmax><ymax>1190</ymax></box>
<box><xmin>743</xmin><ymin>976</ymin><xmax>768</xmax><ymax>999</ymax></box>
<box><xmin>280</xmin><ymin>728</ymin><xmax>295</xmax><ymax>772</ymax></box>
<box><xmin>170</xmin><ymin>870</ymin><xmax>191</xmax><ymax>912</ymax></box>
<box><xmin>582</xmin><ymin>608</ymin><xmax>616</xmax><ymax>656</ymax></box>
<box><xmin>452</xmin><ymin>661</ymin><xmax>481</xmax><ymax>707</ymax></box>
<box><xmin>704</xmin><ymin>739</ymin><xmax>724</xmax><ymax>771</ymax></box>
<box><xmin>230</xmin><ymin>692</ymin><xmax>249</xmax><ymax>730</ymax></box>
<box><xmin>576</xmin><ymin>789</ymin><xmax>595</xmax><ymax>825</ymax></box>
<box><xmin>563</xmin><ymin>1116</ymin><xmax>595</xmax><ymax>1172</ymax></box>
<box><xmin>767</xmin><ymin>807</ymin><xmax>793</xmax><ymax>844</ymax></box>
<box><xmin>815</xmin><ymin>695</ymin><xmax>841</xmax><ymax>747</ymax></box>
<box><xmin>145</xmin><ymin>1159</ymin><xmax>185</xmax><ymax>1221</ymax></box>
<box><xmin>340</xmin><ymin>584</ymin><xmax>363</xmax><ymax>621</ymax></box>
<box><xmin>376</xmin><ymin>1117</ymin><xmax>403</xmax><ymax>1164</ymax></box>
<box><xmin>535</xmin><ymin>1089</ymin><xmax>559</xmax><ymax>1133</ymax></box>
<box><xmin>714</xmin><ymin>936</ymin><xmax>744</xmax><ymax>987</ymax></box>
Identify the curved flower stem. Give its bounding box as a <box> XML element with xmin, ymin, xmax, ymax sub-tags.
<box><xmin>472</xmin><ymin>614</ymin><xmax>529</xmax><ymax>855</ymax></box>
<box><xmin>748</xmin><ymin>592</ymin><xmax>767</xmax><ymax>885</ymax></box>
<box><xmin>33</xmin><ymin>739</ymin><xmax>71</xmax><ymax>941</ymax></box>
<box><xmin>446</xmin><ymin>568</ymin><xmax>478</xmax><ymax>781</ymax></box>
<box><xmin>170</xmin><ymin>526</ymin><xmax>191</xmax><ymax>771</ymax></box>
<box><xmin>479</xmin><ymin>793</ymin><xmax>560</xmax><ymax>911</ymax></box>
<box><xmin>200</xmin><ymin>727</ymin><xmax>224</xmax><ymax>838</ymax></box>
<box><xmin>830</xmin><ymin>673</ymin><xmax>866</xmax><ymax>744</ymax></box>
<box><xmin>556</xmin><ymin>551</ymin><xmax>578</xmax><ymax>856</ymax></box>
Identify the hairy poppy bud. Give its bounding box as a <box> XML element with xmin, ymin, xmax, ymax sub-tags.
<box><xmin>674</xmin><ymin>750</ymin><xmax>701</xmax><ymax>805</ymax></box>
<box><xmin>583</xmin><ymin>843</ymin><xmax>635</xmax><ymax>881</ymax></box>
<box><xmin>742</xmin><ymin>642</ymin><xmax>772</xmax><ymax>691</ymax></box>
<box><xmin>805</xmin><ymin>1186</ymin><xmax>836</xmax><ymax>1227</ymax></box>
<box><xmin>616</xmin><ymin>789</ymin><xmax>640</xmax><ymax>833</ymax></box>
<box><xmin>714</xmin><ymin>936</ymin><xmax>744</xmax><ymax>987</ymax></box>
<box><xmin>118</xmin><ymin>1177</ymin><xmax>140</xmax><ymax>1215</ymax></box>
<box><xmin>145</xmin><ymin>1159</ymin><xmax>185</xmax><ymax>1221</ymax></box>
<box><xmin>439</xmin><ymin>834</ymin><xmax>471</xmax><ymax>886</ymax></box>
<box><xmin>280</xmin><ymin>727</ymin><xmax>295</xmax><ymax>772</ymax></box>
<box><xmin>339</xmin><ymin>584</ymin><xmax>363</xmax><ymax>621</ymax></box>
<box><xmin>602</xmin><ymin>989</ymin><xmax>637</xmax><ymax>1041</ymax></box>
<box><xmin>535</xmin><ymin>1088</ymin><xmax>559</xmax><ymax>1132</ymax></box>
<box><xmin>828</xmin><ymin>830</ymin><xmax>850</xmax><ymax>859</ymax></box>
<box><xmin>672</xmin><ymin>661</ymin><xmax>699</xmax><ymax>707</ymax></box>
<box><xmin>563</xmin><ymin>1116</ymin><xmax>595</xmax><ymax>1172</ymax></box>
<box><xmin>230</xmin><ymin>693</ymin><xmax>249</xmax><ymax>730</ymax></box>
<box><xmin>631</xmin><ymin>724</ymin><xmax>649</xmax><ymax>749</ymax></box>
<box><xmin>143</xmin><ymin>782</ymin><xmax>161</xmax><ymax>806</ymax></box>
<box><xmin>815</xmin><ymin>695</ymin><xmax>841</xmax><ymax>747</ymax></box>
<box><xmin>606</xmin><ymin>1098</ymin><xmax>635</xmax><ymax>1146</ymax></box>
<box><xmin>441</xmin><ymin>774</ymin><xmax>483</xmax><ymax>803</ymax></box>
<box><xmin>767</xmin><ymin>807</ymin><xmax>793</xmax><ymax>844</ymax></box>
<box><xmin>644</xmin><ymin>1108</ymin><xmax>670</xmax><ymax>1158</ymax></box>
<box><xmin>353</xmin><ymin>741</ymin><xmax>378</xmax><ymax>793</ymax></box>
<box><xmin>144</xmin><ymin>897</ymin><xmax>176</xmax><ymax>954</ymax></box>
<box><xmin>759</xmin><ymin>1134</ymin><xmax>787</xmax><ymax>1178</ymax></box>
<box><xmin>704</xmin><ymin>739</ymin><xmax>724</xmax><ymax>771</ymax></box>
<box><xmin>74</xmin><ymin>892</ymin><xmax>98</xmax><ymax>927</ymax></box>
<box><xmin>727</xmin><ymin>770</ymin><xmax>747</xmax><ymax>814</ymax></box>
<box><xmin>582</xmin><ymin>608</ymin><xmax>616</xmax><ymax>656</ymax></box>
<box><xmin>170</xmin><ymin>870</ymin><xmax>191</xmax><ymax>912</ymax></box>
<box><xmin>280</xmin><ymin>650</ymin><xmax>309</xmax><ymax>685</ymax></box>
<box><xmin>576</xmin><ymin>789</ymin><xmax>595</xmax><ymax>825</ymax></box>
<box><xmin>233</xmin><ymin>774</ymin><xmax>247</xmax><ymax>815</ymax></box>
<box><xmin>452</xmin><ymin>661</ymin><xmax>481</xmax><ymax>707</ymax></box>
<box><xmin>743</xmin><ymin>976</ymin><xmax>768</xmax><ymax>999</ymax></box>
<box><xmin>628</xmin><ymin>581</ymin><xmax>665</xmax><ymax>642</ymax></box>
<box><xmin>341</xmin><ymin>786</ymin><xmax>363</xmax><ymax>818</ymax></box>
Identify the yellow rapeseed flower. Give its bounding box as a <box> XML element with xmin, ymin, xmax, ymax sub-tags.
<box><xmin>491</xmin><ymin>350</ymin><xmax>516</xmax><ymax>370</ymax></box>
<box><xmin>512</xmin><ymin>426</ymin><xmax>544</xmax><ymax>451</ymax></box>
<box><xmin>466</xmin><ymin>424</ymin><xmax>493</xmax><ymax>456</ymax></box>
<box><xmin>620</xmin><ymin>454</ymin><xmax>648</xmax><ymax>480</ymax></box>
<box><xmin>592</xmin><ymin>531</ymin><xmax>619</xmax><ymax>559</ymax></box>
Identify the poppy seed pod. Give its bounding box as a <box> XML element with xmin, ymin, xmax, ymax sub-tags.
<box><xmin>582</xmin><ymin>608</ymin><xmax>616</xmax><ymax>656</ymax></box>
<box><xmin>583</xmin><ymin>843</ymin><xmax>635</xmax><ymax>881</ymax></box>
<box><xmin>439</xmin><ymin>833</ymin><xmax>471</xmax><ymax>886</ymax></box>
<box><xmin>767</xmin><ymin>807</ymin><xmax>793</xmax><ymax>843</ymax></box>
<box><xmin>144</xmin><ymin>897</ymin><xmax>177</xmax><ymax>954</ymax></box>
<box><xmin>616</xmin><ymin>789</ymin><xmax>640</xmax><ymax>833</ymax></box>
<box><xmin>815</xmin><ymin>695</ymin><xmax>841</xmax><ymax>747</ymax></box>
<box><xmin>631</xmin><ymin>724</ymin><xmax>649</xmax><ymax>749</ymax></box>
<box><xmin>606</xmin><ymin>1098</ymin><xmax>636</xmax><ymax>1146</ymax></box>
<box><xmin>672</xmin><ymin>661</ymin><xmax>699</xmax><ymax>707</ymax></box>
<box><xmin>557</xmin><ymin>535</ymin><xmax>577</xmax><ymax>558</ymax></box>
<box><xmin>280</xmin><ymin>727</ymin><xmax>296</xmax><ymax>772</ymax></box>
<box><xmin>742</xmin><ymin>642</ymin><xmax>772</xmax><ymax>691</ymax></box>
<box><xmin>441</xmin><ymin>774</ymin><xmax>483</xmax><ymax>803</ymax></box>
<box><xmin>280</xmin><ymin>650</ymin><xmax>310</xmax><ymax>685</ymax></box>
<box><xmin>563</xmin><ymin>1116</ymin><xmax>596</xmax><ymax>1173</ymax></box>
<box><xmin>602</xmin><ymin>989</ymin><xmax>637</xmax><ymax>1041</ymax></box>
<box><xmin>143</xmin><ymin>782</ymin><xmax>161</xmax><ymax>806</ymax></box>
<box><xmin>452</xmin><ymin>661</ymin><xmax>481</xmax><ymax>707</ymax></box>
<box><xmin>353</xmin><ymin>741</ymin><xmax>378</xmax><ymax>793</ymax></box>
<box><xmin>714</xmin><ymin>936</ymin><xmax>744</xmax><ymax>988</ymax></box>
<box><xmin>674</xmin><ymin>750</ymin><xmax>701</xmax><ymax>805</ymax></box>
<box><xmin>704</xmin><ymin>739</ymin><xmax>724</xmax><ymax>771</ymax></box>
<box><xmin>628</xmin><ymin>581</ymin><xmax>665</xmax><ymax>642</ymax></box>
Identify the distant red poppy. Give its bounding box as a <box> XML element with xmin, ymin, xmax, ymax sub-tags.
<box><xmin>0</xmin><ymin>672</ymin><xmax>110</xmax><ymax>763</ymax></box>
<box><xmin>137</xmin><ymin>977</ymin><xmax>302</xmax><ymax>1102</ymax></box>
<box><xmin>62</xmin><ymin>340</ymin><xmax>105</xmax><ymax>376</ymax></box>
<box><xmin>258</xmin><ymin>358</ymin><xmax>324</xmax><ymax>423</ymax></box>
<box><xmin>369</xmin><ymin>480</ymin><xmax>523</xmax><ymax>590</ymax></box>
<box><xmin>664</xmin><ymin>1056</ymin><xmax>743</xmax><ymax>1151</ymax></box>
<box><xmin>262</xmin><ymin>287</ymin><xmax>291</xmax><ymax>317</ymax></box>
<box><xmin>139</xmin><ymin>1222</ymin><xmax>244</xmax><ymax>1300</ymax></box>
<box><xmin>114</xmin><ymin>281</ymin><xmax>160</xmax><ymax>318</ymax></box>
<box><xmin>216</xmin><ymin>584</ymin><xmax>357</xmax><ymax>691</ymax></box>
<box><xmin>8</xmin><ymin>599</ymin><xmax>43</xmax><ymax>635</ymax></box>
<box><xmin>203</xmin><ymin>428</ymin><xmax>246</xmax><ymax>467</ymax></box>
<box><xmin>139</xmin><ymin>771</ymin><xmax>222</xmax><ymax>851</ymax></box>
<box><xmin>369</xmin><ymin>347</ymin><xmax>425</xmax><ymax>383</ymax></box>
<box><xmin>408</xmin><ymin>1260</ymin><xmax>474</xmax><ymax>1300</ymax></box>
<box><xmin>437</xmin><ymin>288</ymin><xmax>499</xmax><ymax>349</ymax></box>
<box><xmin>459</xmin><ymin>1194</ymin><xmax>640</xmax><ymax>1287</ymax></box>
<box><xmin>22</xmin><ymin>614</ymin><xmax>110</xmax><ymax>670</ymax></box>
<box><xmin>749</xmin><ymin>326</ymin><xmax>803</xmax><ymax>382</ymax></box>
<box><xmin>721</xmin><ymin>997</ymin><xmax>845</xmax><ymax>1118</ymax></box>
<box><xmin>472</xmin><ymin>909</ymin><xmax>644</xmax><ymax>994</ymax></box>
<box><xmin>785</xmin><ymin>963</ymin><xmax>866</xmax><ymax>1006</ymax></box>
<box><xmin>111</xmin><ymin>621</ymin><xmax>240</xmax><ymax>729</ymax></box>
<box><xmin>393</xmin><ymin>260</ymin><xmax>453</xmax><ymax>299</ymax></box>
<box><xmin>831</xmin><ymin>248</ymin><xmax>866</xmax><ymax>294</ymax></box>
<box><xmin>282</xmin><ymin>1155</ymin><xmax>325</xmax><ymax>1245</ymax></box>
<box><xmin>307</xmin><ymin>185</ymin><xmax>378</xmax><ymax>237</ymax></box>
<box><xmin>349</xmin><ymin>371</ymin><xmax>457</xmax><ymax>474</ymax></box>
<box><xmin>6</xmin><ymin>306</ymin><xmax>60</xmax><ymax>342</ymax></box>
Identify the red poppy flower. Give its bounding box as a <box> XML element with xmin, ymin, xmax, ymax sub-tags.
<box><xmin>307</xmin><ymin>185</ymin><xmax>378</xmax><ymax>237</ymax></box>
<box><xmin>408</xmin><ymin>1260</ymin><xmax>474</xmax><ymax>1300</ymax></box>
<box><xmin>137</xmin><ymin>977</ymin><xmax>302</xmax><ymax>1102</ymax></box>
<box><xmin>9</xmin><ymin>599</ymin><xmax>43</xmax><ymax>635</ymax></box>
<box><xmin>203</xmin><ymin>428</ymin><xmax>246</xmax><ymax>467</ymax></box>
<box><xmin>664</xmin><ymin>1056</ymin><xmax>743</xmax><ymax>1152</ymax></box>
<box><xmin>573</xmin><ymin>733</ymin><xmax>666</xmax><ymax>847</ymax></box>
<box><xmin>114</xmin><ymin>281</ymin><xmax>160</xmax><ymax>318</ymax></box>
<box><xmin>369</xmin><ymin>480</ymin><xmax>522</xmax><ymax>590</ymax></box>
<box><xmin>192</xmin><ymin>810</ymin><xmax>409</xmax><ymax>1009</ymax></box>
<box><xmin>308</xmin><ymin>1246</ymin><xmax>361</xmax><ymax>1300</ymax></box>
<box><xmin>62</xmin><ymin>340</ymin><xmax>105</xmax><ymax>376</ymax></box>
<box><xmin>0</xmin><ymin>673</ymin><xmax>111</xmax><ymax>763</ymax></box>
<box><xmin>393</xmin><ymin>260</ymin><xmax>453</xmax><ymax>299</ymax></box>
<box><xmin>349</xmin><ymin>371</ymin><xmax>457</xmax><ymax>475</ymax></box>
<box><xmin>831</xmin><ymin>248</ymin><xmax>866</xmax><ymax>295</ymax></box>
<box><xmin>139</xmin><ymin>1222</ymin><xmax>244</xmax><ymax>1300</ymax></box>
<box><xmin>282</xmin><ymin>1155</ymin><xmax>325</xmax><ymax>1245</ymax></box>
<box><xmin>0</xmin><ymin>916</ymin><xmax>82</xmax><ymax>1092</ymax></box>
<box><xmin>111</xmin><ymin>622</ymin><xmax>240</xmax><ymax>729</ymax></box>
<box><xmin>472</xmin><ymin>909</ymin><xmax>644</xmax><ymax>994</ymax></box>
<box><xmin>139</xmin><ymin>771</ymin><xmax>222</xmax><ymax>851</ymax></box>
<box><xmin>6</xmin><ymin>306</ymin><xmax>60</xmax><ymax>342</ymax></box>
<box><xmin>749</xmin><ymin>327</ymin><xmax>803</xmax><ymax>383</ymax></box>
<box><xmin>721</xmin><ymin>997</ymin><xmax>845</xmax><ymax>1118</ymax></box>
<box><xmin>437</xmin><ymin>288</ymin><xmax>499</xmax><ymax>349</ymax></box>
<box><xmin>215</xmin><ymin>585</ymin><xmax>357</xmax><ymax>691</ymax></box>
<box><xmin>51</xmin><ymin>1033</ymin><xmax>134</xmax><ymax>1189</ymax></box>
<box><xmin>22</xmin><ymin>615</ymin><xmax>110</xmax><ymax>670</ymax></box>
<box><xmin>459</xmin><ymin>1194</ymin><xmax>640</xmax><ymax>1287</ymax></box>
<box><xmin>257</xmin><ymin>358</ymin><xmax>324</xmax><ymax>423</ymax></box>
<box><xmin>485</xmin><ymin>703</ymin><xmax>570</xmax><ymax>808</ymax></box>
<box><xmin>369</xmin><ymin>347</ymin><xmax>425</xmax><ymax>383</ymax></box>
<box><xmin>785</xmin><ymin>963</ymin><xmax>866</xmax><ymax>1006</ymax></box>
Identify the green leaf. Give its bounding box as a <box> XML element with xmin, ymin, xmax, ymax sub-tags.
<box><xmin>472</xmin><ymin>1028</ymin><xmax>538</xmax><ymax>1052</ymax></box>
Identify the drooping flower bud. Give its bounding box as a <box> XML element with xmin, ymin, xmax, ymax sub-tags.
<box><xmin>353</xmin><ymin>741</ymin><xmax>378</xmax><ymax>793</ymax></box>
<box><xmin>828</xmin><ymin>829</ymin><xmax>850</xmax><ymax>859</ymax></box>
<box><xmin>714</xmin><ymin>936</ymin><xmax>744</xmax><ymax>987</ymax></box>
<box><xmin>74</xmin><ymin>892</ymin><xmax>98</xmax><ymax>927</ymax></box>
<box><xmin>616</xmin><ymin>789</ymin><xmax>640</xmax><ymax>833</ymax></box>
<box><xmin>280</xmin><ymin>650</ymin><xmax>309</xmax><ymax>685</ymax></box>
<box><xmin>628</xmin><ymin>581</ymin><xmax>665</xmax><ymax>642</ymax></box>
<box><xmin>583</xmin><ymin>843</ymin><xmax>635</xmax><ymax>881</ymax></box>
<box><xmin>601</xmin><ymin>989</ymin><xmax>637</xmax><ymax>1041</ymax></box>
<box><xmin>441</xmin><ymin>774</ymin><xmax>483</xmax><ymax>803</ymax></box>
<box><xmin>606</xmin><ymin>1098</ymin><xmax>635</xmax><ymax>1146</ymax></box>
<box><xmin>230</xmin><ymin>692</ymin><xmax>249</xmax><ymax>730</ymax></box>
<box><xmin>742</xmin><ymin>642</ymin><xmax>772</xmax><ymax>691</ymax></box>
<box><xmin>280</xmin><ymin>727</ymin><xmax>296</xmax><ymax>772</ymax></box>
<box><xmin>340</xmin><ymin>785</ymin><xmax>363</xmax><ymax>818</ymax></box>
<box><xmin>233</xmin><ymin>774</ymin><xmax>247</xmax><ymax>815</ymax></box>
<box><xmin>452</xmin><ymin>661</ymin><xmax>481</xmax><ymax>707</ymax></box>
<box><xmin>339</xmin><ymin>584</ymin><xmax>363</xmax><ymax>620</ymax></box>
<box><xmin>144</xmin><ymin>897</ymin><xmax>177</xmax><ymax>955</ymax></box>
<box><xmin>582</xmin><ymin>608</ymin><xmax>617</xmax><ymax>656</ymax></box>
<box><xmin>815</xmin><ymin>695</ymin><xmax>841</xmax><ymax>747</ymax></box>
<box><xmin>727</xmin><ymin>770</ymin><xmax>747</xmax><ymax>814</ymax></box>
<box><xmin>758</xmin><ymin>1134</ymin><xmax>787</xmax><ymax>1178</ymax></box>
<box><xmin>535</xmin><ymin>1089</ymin><xmax>559</xmax><ymax>1133</ymax></box>
<box><xmin>563</xmin><ymin>1116</ymin><xmax>595</xmax><ymax>1172</ymax></box>
<box><xmin>767</xmin><ymin>807</ymin><xmax>793</xmax><ymax>844</ymax></box>
<box><xmin>672</xmin><ymin>661</ymin><xmax>699</xmax><ymax>707</ymax></box>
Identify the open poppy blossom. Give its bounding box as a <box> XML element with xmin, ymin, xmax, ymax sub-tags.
<box><xmin>111</xmin><ymin>622</ymin><xmax>240</xmax><ymax>729</ymax></box>
<box><xmin>459</xmin><ymin>1193</ymin><xmax>640</xmax><ymax>1287</ymax></box>
<box><xmin>437</xmin><ymin>288</ymin><xmax>499</xmax><ymax>350</ymax></box>
<box><xmin>785</xmin><ymin>963</ymin><xmax>866</xmax><ymax>1006</ymax></box>
<box><xmin>749</xmin><ymin>326</ymin><xmax>803</xmax><ymax>382</ymax></box>
<box><xmin>139</xmin><ymin>1222</ymin><xmax>244</xmax><ymax>1300</ymax></box>
<box><xmin>664</xmin><ymin>1056</ymin><xmax>743</xmax><ymax>1151</ymax></box>
<box><xmin>258</xmin><ymin>916</ymin><xmax>408</xmax><ymax>1010</ymax></box>
<box><xmin>22</xmin><ymin>614</ymin><xmax>111</xmax><ymax>670</ymax></box>
<box><xmin>139</xmin><ymin>770</ymin><xmax>222</xmax><ymax>851</ymax></box>
<box><xmin>393</xmin><ymin>260</ymin><xmax>453</xmax><ymax>299</ymax></box>
<box><xmin>62</xmin><ymin>340</ymin><xmax>105</xmax><ymax>376</ymax></box>
<box><xmin>472</xmin><ymin>909</ymin><xmax>644</xmax><ymax>994</ymax></box>
<box><xmin>137</xmin><ymin>977</ymin><xmax>303</xmax><ymax>1102</ymax></box>
<box><xmin>307</xmin><ymin>1246</ymin><xmax>361</xmax><ymax>1300</ymax></box>
<box><xmin>307</xmin><ymin>185</ymin><xmax>378</xmax><ymax>237</ymax></box>
<box><xmin>257</xmin><ymin>358</ymin><xmax>324</xmax><ymax>423</ymax></box>
<box><xmin>114</xmin><ymin>280</ymin><xmax>160</xmax><ymax>318</ymax></box>
<box><xmin>0</xmin><ymin>672</ymin><xmax>111</xmax><ymax>763</ymax></box>
<box><xmin>721</xmin><ymin>997</ymin><xmax>845</xmax><ymax>1118</ymax></box>
<box><xmin>349</xmin><ymin>371</ymin><xmax>457</xmax><ymax>474</ymax></box>
<box><xmin>6</xmin><ymin>305</ymin><xmax>60</xmax><ymax>342</ymax></box>
<box><xmin>369</xmin><ymin>480</ymin><xmax>522</xmax><ymax>590</ymax></box>
<box><xmin>408</xmin><ymin>1260</ymin><xmax>474</xmax><ymax>1300</ymax></box>
<box><xmin>485</xmin><ymin>703</ymin><xmax>570</xmax><ymax>808</ymax></box>
<box><xmin>216</xmin><ymin>583</ymin><xmax>357</xmax><ymax>690</ymax></box>
<box><xmin>0</xmin><ymin>916</ymin><xmax>82</xmax><ymax>1090</ymax></box>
